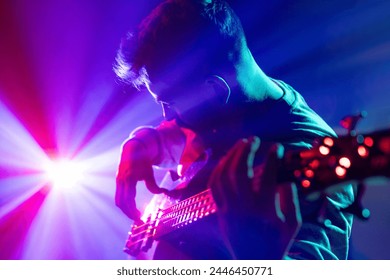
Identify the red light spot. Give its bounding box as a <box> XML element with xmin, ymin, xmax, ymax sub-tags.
<box><xmin>379</xmin><ymin>137</ymin><xmax>390</xmax><ymax>154</ymax></box>
<box><xmin>319</xmin><ymin>146</ymin><xmax>330</xmax><ymax>155</ymax></box>
<box><xmin>309</xmin><ymin>159</ymin><xmax>320</xmax><ymax>169</ymax></box>
<box><xmin>339</xmin><ymin>157</ymin><xmax>351</xmax><ymax>168</ymax></box>
<box><xmin>357</xmin><ymin>146</ymin><xmax>369</xmax><ymax>157</ymax></box>
<box><xmin>364</xmin><ymin>137</ymin><xmax>374</xmax><ymax>147</ymax></box>
<box><xmin>335</xmin><ymin>166</ymin><xmax>347</xmax><ymax>177</ymax></box>
<box><xmin>294</xmin><ymin>170</ymin><xmax>301</xmax><ymax>178</ymax></box>
<box><xmin>323</xmin><ymin>137</ymin><xmax>334</xmax><ymax>147</ymax></box>
<box><xmin>302</xmin><ymin>179</ymin><xmax>311</xmax><ymax>188</ymax></box>
<box><xmin>305</xmin><ymin>169</ymin><xmax>314</xmax><ymax>178</ymax></box>
<box><xmin>300</xmin><ymin>150</ymin><xmax>315</xmax><ymax>159</ymax></box>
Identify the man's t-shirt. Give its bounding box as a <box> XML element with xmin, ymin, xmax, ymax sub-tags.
<box><xmin>131</xmin><ymin>80</ymin><xmax>354</xmax><ymax>260</ymax></box>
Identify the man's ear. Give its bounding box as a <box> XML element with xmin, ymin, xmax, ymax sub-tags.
<box><xmin>205</xmin><ymin>75</ymin><xmax>231</xmax><ymax>104</ymax></box>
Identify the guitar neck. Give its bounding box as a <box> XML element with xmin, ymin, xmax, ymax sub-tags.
<box><xmin>280</xmin><ymin>131</ymin><xmax>390</xmax><ymax>195</ymax></box>
<box><xmin>155</xmin><ymin>189</ymin><xmax>217</xmax><ymax>238</ymax></box>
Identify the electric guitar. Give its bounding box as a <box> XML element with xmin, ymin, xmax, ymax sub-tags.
<box><xmin>124</xmin><ymin>128</ymin><xmax>390</xmax><ymax>258</ymax></box>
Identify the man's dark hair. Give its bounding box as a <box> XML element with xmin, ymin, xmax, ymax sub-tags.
<box><xmin>114</xmin><ymin>0</ymin><xmax>246</xmax><ymax>90</ymax></box>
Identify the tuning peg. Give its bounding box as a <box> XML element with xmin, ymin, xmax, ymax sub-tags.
<box><xmin>342</xmin><ymin>182</ymin><xmax>370</xmax><ymax>220</ymax></box>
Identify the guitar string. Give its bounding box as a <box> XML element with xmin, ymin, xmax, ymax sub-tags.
<box><xmin>158</xmin><ymin>195</ymin><xmax>216</xmax><ymax>230</ymax></box>
<box><xmin>158</xmin><ymin>189</ymin><xmax>213</xmax><ymax>222</ymax></box>
<box><xmin>127</xmin><ymin>190</ymin><xmax>215</xmax><ymax>242</ymax></box>
<box><xmin>128</xmin><ymin>196</ymin><xmax>213</xmax><ymax>239</ymax></box>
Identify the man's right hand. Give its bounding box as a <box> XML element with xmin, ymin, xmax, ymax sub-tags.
<box><xmin>115</xmin><ymin>138</ymin><xmax>167</xmax><ymax>222</ymax></box>
<box><xmin>208</xmin><ymin>137</ymin><xmax>302</xmax><ymax>259</ymax></box>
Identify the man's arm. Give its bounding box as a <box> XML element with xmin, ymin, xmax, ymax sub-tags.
<box><xmin>115</xmin><ymin>120</ymin><xmax>186</xmax><ymax>220</ymax></box>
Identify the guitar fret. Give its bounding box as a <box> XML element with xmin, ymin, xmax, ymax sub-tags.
<box><xmin>155</xmin><ymin>189</ymin><xmax>217</xmax><ymax>237</ymax></box>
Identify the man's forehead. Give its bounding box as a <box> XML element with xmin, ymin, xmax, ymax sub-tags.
<box><xmin>149</xmin><ymin>66</ymin><xmax>199</xmax><ymax>85</ymax></box>
<box><xmin>147</xmin><ymin>75</ymin><xmax>185</xmax><ymax>102</ymax></box>
<box><xmin>147</xmin><ymin>69</ymin><xmax>203</xmax><ymax>100</ymax></box>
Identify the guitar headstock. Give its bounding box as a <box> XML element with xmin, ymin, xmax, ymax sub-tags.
<box><xmin>282</xmin><ymin>128</ymin><xmax>390</xmax><ymax>196</ymax></box>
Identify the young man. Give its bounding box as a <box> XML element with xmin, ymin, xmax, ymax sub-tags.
<box><xmin>115</xmin><ymin>0</ymin><xmax>354</xmax><ymax>259</ymax></box>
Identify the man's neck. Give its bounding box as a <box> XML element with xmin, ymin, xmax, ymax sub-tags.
<box><xmin>234</xmin><ymin>50</ymin><xmax>283</xmax><ymax>102</ymax></box>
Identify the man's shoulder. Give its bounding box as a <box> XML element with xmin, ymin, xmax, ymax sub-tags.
<box><xmin>266</xmin><ymin>79</ymin><xmax>337</xmax><ymax>148</ymax></box>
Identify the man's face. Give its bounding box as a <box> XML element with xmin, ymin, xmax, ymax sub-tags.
<box><xmin>147</xmin><ymin>74</ymin><xmax>227</xmax><ymax>133</ymax></box>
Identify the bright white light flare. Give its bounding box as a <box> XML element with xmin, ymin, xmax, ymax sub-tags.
<box><xmin>44</xmin><ymin>158</ymin><xmax>85</xmax><ymax>190</ymax></box>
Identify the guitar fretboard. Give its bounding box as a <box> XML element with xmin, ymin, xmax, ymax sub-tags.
<box><xmin>155</xmin><ymin>189</ymin><xmax>217</xmax><ymax>238</ymax></box>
